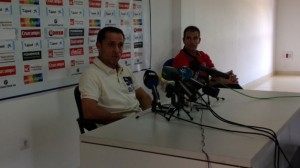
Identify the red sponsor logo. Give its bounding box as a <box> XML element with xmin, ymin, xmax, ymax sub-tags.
<box><xmin>119</xmin><ymin>2</ymin><xmax>130</xmax><ymax>9</ymax></box>
<box><xmin>70</xmin><ymin>38</ymin><xmax>84</xmax><ymax>46</ymax></box>
<box><xmin>46</xmin><ymin>0</ymin><xmax>63</xmax><ymax>6</ymax></box>
<box><xmin>71</xmin><ymin>60</ymin><xmax>76</xmax><ymax>67</ymax></box>
<box><xmin>24</xmin><ymin>65</ymin><xmax>30</xmax><ymax>72</ymax></box>
<box><xmin>0</xmin><ymin>0</ymin><xmax>12</xmax><ymax>2</ymax></box>
<box><xmin>89</xmin><ymin>0</ymin><xmax>101</xmax><ymax>8</ymax></box>
<box><xmin>122</xmin><ymin>52</ymin><xmax>131</xmax><ymax>59</ymax></box>
<box><xmin>70</xmin><ymin>47</ymin><xmax>84</xmax><ymax>56</ymax></box>
<box><xmin>48</xmin><ymin>30</ymin><xmax>64</xmax><ymax>36</ymax></box>
<box><xmin>21</xmin><ymin>29</ymin><xmax>41</xmax><ymax>38</ymax></box>
<box><xmin>0</xmin><ymin>65</ymin><xmax>16</xmax><ymax>77</ymax></box>
<box><xmin>48</xmin><ymin>50</ymin><xmax>54</xmax><ymax>58</ymax></box>
<box><xmin>134</xmin><ymin>28</ymin><xmax>142</xmax><ymax>32</ymax></box>
<box><xmin>89</xmin><ymin>28</ymin><xmax>100</xmax><ymax>36</ymax></box>
<box><xmin>69</xmin><ymin>0</ymin><xmax>74</xmax><ymax>5</ymax></box>
<box><xmin>89</xmin><ymin>57</ymin><xmax>96</xmax><ymax>64</ymax></box>
<box><xmin>70</xmin><ymin>19</ymin><xmax>75</xmax><ymax>25</ymax></box>
<box><xmin>48</xmin><ymin>60</ymin><xmax>65</xmax><ymax>70</ymax></box>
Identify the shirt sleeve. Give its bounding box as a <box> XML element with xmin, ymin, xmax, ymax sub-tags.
<box><xmin>79</xmin><ymin>69</ymin><xmax>101</xmax><ymax>101</ymax></box>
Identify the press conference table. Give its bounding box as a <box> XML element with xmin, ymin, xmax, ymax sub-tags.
<box><xmin>80</xmin><ymin>89</ymin><xmax>300</xmax><ymax>168</ymax></box>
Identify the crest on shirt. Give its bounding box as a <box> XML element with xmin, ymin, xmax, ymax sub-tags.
<box><xmin>123</xmin><ymin>76</ymin><xmax>134</xmax><ymax>92</ymax></box>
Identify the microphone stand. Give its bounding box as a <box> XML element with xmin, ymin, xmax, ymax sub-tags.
<box><xmin>164</xmin><ymin>81</ymin><xmax>193</xmax><ymax>121</ymax></box>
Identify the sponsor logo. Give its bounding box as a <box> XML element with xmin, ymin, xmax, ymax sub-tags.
<box><xmin>70</xmin><ymin>38</ymin><xmax>84</xmax><ymax>46</ymax></box>
<box><xmin>133</xmin><ymin>11</ymin><xmax>142</xmax><ymax>18</ymax></box>
<box><xmin>120</xmin><ymin>11</ymin><xmax>130</xmax><ymax>18</ymax></box>
<box><xmin>89</xmin><ymin>19</ymin><xmax>101</xmax><ymax>27</ymax></box>
<box><xmin>69</xmin><ymin>0</ymin><xmax>84</xmax><ymax>6</ymax></box>
<box><xmin>49</xmin><ymin>30</ymin><xmax>64</xmax><ymax>36</ymax></box>
<box><xmin>133</xmin><ymin>19</ymin><xmax>142</xmax><ymax>26</ymax></box>
<box><xmin>0</xmin><ymin>41</ymin><xmax>14</xmax><ymax>52</ymax></box>
<box><xmin>48</xmin><ymin>49</ymin><xmax>64</xmax><ymax>58</ymax></box>
<box><xmin>24</xmin><ymin>64</ymin><xmax>42</xmax><ymax>73</ymax></box>
<box><xmin>48</xmin><ymin>60</ymin><xmax>65</xmax><ymax>70</ymax></box>
<box><xmin>0</xmin><ymin>20</ymin><xmax>13</xmax><ymax>27</ymax></box>
<box><xmin>89</xmin><ymin>9</ymin><xmax>101</xmax><ymax>17</ymax></box>
<box><xmin>22</xmin><ymin>51</ymin><xmax>42</xmax><ymax>61</ymax></box>
<box><xmin>0</xmin><ymin>65</ymin><xmax>16</xmax><ymax>77</ymax></box>
<box><xmin>0</xmin><ymin>4</ymin><xmax>12</xmax><ymax>15</ymax></box>
<box><xmin>88</xmin><ymin>28</ymin><xmax>100</xmax><ymax>36</ymax></box>
<box><xmin>134</xmin><ymin>58</ymin><xmax>142</xmax><ymax>65</ymax></box>
<box><xmin>70</xmin><ymin>18</ymin><xmax>84</xmax><ymax>26</ymax></box>
<box><xmin>89</xmin><ymin>46</ymin><xmax>98</xmax><ymax>54</ymax></box>
<box><xmin>89</xmin><ymin>0</ymin><xmax>101</xmax><ymax>8</ymax></box>
<box><xmin>134</xmin><ymin>52</ymin><xmax>143</xmax><ymax>57</ymax></box>
<box><xmin>47</xmin><ymin>18</ymin><xmax>64</xmax><ymax>27</ymax></box>
<box><xmin>48</xmin><ymin>38</ymin><xmax>64</xmax><ymax>49</ymax></box>
<box><xmin>21</xmin><ymin>29</ymin><xmax>41</xmax><ymax>38</ymax></box>
<box><xmin>24</xmin><ymin>73</ymin><xmax>43</xmax><ymax>85</ymax></box>
<box><xmin>71</xmin><ymin>59</ymin><xmax>84</xmax><ymax>66</ymax></box>
<box><xmin>46</xmin><ymin>0</ymin><xmax>63</xmax><ymax>6</ymax></box>
<box><xmin>0</xmin><ymin>52</ymin><xmax>15</xmax><ymax>63</ymax></box>
<box><xmin>134</xmin><ymin>34</ymin><xmax>143</xmax><ymax>41</ymax></box>
<box><xmin>22</xmin><ymin>40</ymin><xmax>41</xmax><ymax>50</ymax></box>
<box><xmin>88</xmin><ymin>36</ymin><xmax>97</xmax><ymax>45</ymax></box>
<box><xmin>134</xmin><ymin>27</ymin><xmax>142</xmax><ymax>32</ymax></box>
<box><xmin>69</xmin><ymin>28</ymin><xmax>84</xmax><ymax>37</ymax></box>
<box><xmin>121</xmin><ymin>52</ymin><xmax>131</xmax><ymax>59</ymax></box>
<box><xmin>69</xmin><ymin>8</ymin><xmax>84</xmax><ymax>17</ymax></box>
<box><xmin>20</xmin><ymin>0</ymin><xmax>39</xmax><ymax>5</ymax></box>
<box><xmin>119</xmin><ymin>2</ymin><xmax>130</xmax><ymax>10</ymax></box>
<box><xmin>0</xmin><ymin>79</ymin><xmax>16</xmax><ymax>89</ymax></box>
<box><xmin>105</xmin><ymin>1</ymin><xmax>116</xmax><ymax>8</ymax></box>
<box><xmin>133</xmin><ymin>3</ymin><xmax>142</xmax><ymax>10</ymax></box>
<box><xmin>70</xmin><ymin>47</ymin><xmax>84</xmax><ymax>56</ymax></box>
<box><xmin>20</xmin><ymin>6</ymin><xmax>40</xmax><ymax>16</ymax></box>
<box><xmin>105</xmin><ymin>19</ymin><xmax>117</xmax><ymax>26</ymax></box>
<box><xmin>0</xmin><ymin>0</ymin><xmax>11</xmax><ymax>3</ymax></box>
<box><xmin>46</xmin><ymin>7</ymin><xmax>64</xmax><ymax>17</ymax></box>
<box><xmin>20</xmin><ymin>18</ymin><xmax>40</xmax><ymax>27</ymax></box>
<box><xmin>134</xmin><ymin>42</ymin><xmax>143</xmax><ymax>49</ymax></box>
<box><xmin>104</xmin><ymin>10</ymin><xmax>115</xmax><ymax>17</ymax></box>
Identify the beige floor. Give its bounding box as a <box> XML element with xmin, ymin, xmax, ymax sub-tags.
<box><xmin>247</xmin><ymin>75</ymin><xmax>300</xmax><ymax>93</ymax></box>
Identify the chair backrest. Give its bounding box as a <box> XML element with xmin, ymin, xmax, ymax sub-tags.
<box><xmin>163</xmin><ymin>58</ymin><xmax>174</xmax><ymax>67</ymax></box>
<box><xmin>74</xmin><ymin>86</ymin><xmax>97</xmax><ymax>134</ymax></box>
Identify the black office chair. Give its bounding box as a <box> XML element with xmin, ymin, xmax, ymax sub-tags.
<box><xmin>74</xmin><ymin>86</ymin><xmax>97</xmax><ymax>134</ymax></box>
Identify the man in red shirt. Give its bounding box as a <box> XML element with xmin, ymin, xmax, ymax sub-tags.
<box><xmin>173</xmin><ymin>25</ymin><xmax>242</xmax><ymax>89</ymax></box>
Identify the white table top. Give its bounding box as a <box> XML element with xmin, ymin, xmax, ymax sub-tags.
<box><xmin>80</xmin><ymin>89</ymin><xmax>300</xmax><ymax>167</ymax></box>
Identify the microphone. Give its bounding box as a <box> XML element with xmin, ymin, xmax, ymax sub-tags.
<box><xmin>161</xmin><ymin>66</ymin><xmax>196</xmax><ymax>102</ymax></box>
<box><xmin>177</xmin><ymin>66</ymin><xmax>193</xmax><ymax>80</ymax></box>
<box><xmin>143</xmin><ymin>70</ymin><xmax>160</xmax><ymax>105</ymax></box>
<box><xmin>178</xmin><ymin>66</ymin><xmax>220</xmax><ymax>98</ymax></box>
<box><xmin>161</xmin><ymin>66</ymin><xmax>182</xmax><ymax>81</ymax></box>
<box><xmin>189</xmin><ymin>60</ymin><xmax>230</xmax><ymax>79</ymax></box>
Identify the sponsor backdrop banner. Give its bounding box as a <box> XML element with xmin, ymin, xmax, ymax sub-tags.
<box><xmin>0</xmin><ymin>0</ymin><xmax>151</xmax><ymax>101</ymax></box>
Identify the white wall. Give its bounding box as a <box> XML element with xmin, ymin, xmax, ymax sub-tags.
<box><xmin>181</xmin><ymin>0</ymin><xmax>276</xmax><ymax>85</ymax></box>
<box><xmin>0</xmin><ymin>0</ymin><xmax>281</xmax><ymax>167</ymax></box>
<box><xmin>275</xmin><ymin>0</ymin><xmax>300</xmax><ymax>72</ymax></box>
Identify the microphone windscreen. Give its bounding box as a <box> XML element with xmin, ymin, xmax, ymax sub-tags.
<box><xmin>143</xmin><ymin>70</ymin><xmax>159</xmax><ymax>89</ymax></box>
<box><xmin>162</xmin><ymin>66</ymin><xmax>181</xmax><ymax>81</ymax></box>
<box><xmin>177</xmin><ymin>67</ymin><xmax>193</xmax><ymax>80</ymax></box>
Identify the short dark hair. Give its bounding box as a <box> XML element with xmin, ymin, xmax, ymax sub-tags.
<box><xmin>97</xmin><ymin>27</ymin><xmax>125</xmax><ymax>43</ymax></box>
<box><xmin>183</xmin><ymin>26</ymin><xmax>200</xmax><ymax>38</ymax></box>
